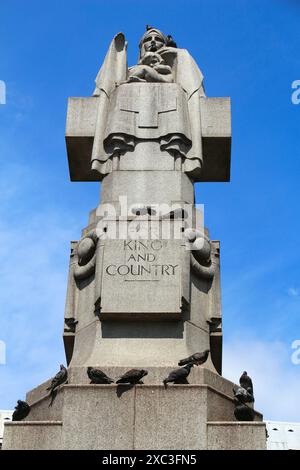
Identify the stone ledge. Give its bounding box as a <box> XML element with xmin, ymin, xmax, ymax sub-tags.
<box><xmin>4</xmin><ymin>386</ymin><xmax>265</xmax><ymax>449</ymax></box>
<box><xmin>27</xmin><ymin>383</ymin><xmax>262</xmax><ymax>425</ymax></box>
<box><xmin>207</xmin><ymin>421</ymin><xmax>265</xmax><ymax>426</ymax></box>
<box><xmin>3</xmin><ymin>421</ymin><xmax>63</xmax><ymax>450</ymax></box>
<box><xmin>207</xmin><ymin>421</ymin><xmax>266</xmax><ymax>450</ymax></box>
<box><xmin>25</xmin><ymin>369</ymin><xmax>263</xmax><ymax>423</ymax></box>
<box><xmin>28</xmin><ymin>382</ymin><xmax>236</xmax><ymax>406</ymax></box>
<box><xmin>5</xmin><ymin>421</ymin><xmax>62</xmax><ymax>426</ymax></box>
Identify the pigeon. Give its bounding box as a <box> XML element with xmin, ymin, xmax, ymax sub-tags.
<box><xmin>234</xmin><ymin>403</ymin><xmax>254</xmax><ymax>421</ymax></box>
<box><xmin>87</xmin><ymin>367</ymin><xmax>114</xmax><ymax>384</ymax></box>
<box><xmin>166</xmin><ymin>35</ymin><xmax>177</xmax><ymax>48</ymax></box>
<box><xmin>48</xmin><ymin>389</ymin><xmax>58</xmax><ymax>408</ymax></box>
<box><xmin>233</xmin><ymin>386</ymin><xmax>255</xmax><ymax>421</ymax></box>
<box><xmin>46</xmin><ymin>364</ymin><xmax>68</xmax><ymax>394</ymax></box>
<box><xmin>12</xmin><ymin>400</ymin><xmax>31</xmax><ymax>421</ymax></box>
<box><xmin>163</xmin><ymin>363</ymin><xmax>194</xmax><ymax>388</ymax></box>
<box><xmin>239</xmin><ymin>371</ymin><xmax>253</xmax><ymax>396</ymax></box>
<box><xmin>116</xmin><ymin>369</ymin><xmax>148</xmax><ymax>385</ymax></box>
<box><xmin>233</xmin><ymin>386</ymin><xmax>254</xmax><ymax>404</ymax></box>
<box><xmin>64</xmin><ymin>318</ymin><xmax>78</xmax><ymax>332</ymax></box>
<box><xmin>178</xmin><ymin>349</ymin><xmax>210</xmax><ymax>367</ymax></box>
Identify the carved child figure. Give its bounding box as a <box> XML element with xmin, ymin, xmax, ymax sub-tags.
<box><xmin>125</xmin><ymin>51</ymin><xmax>173</xmax><ymax>83</ymax></box>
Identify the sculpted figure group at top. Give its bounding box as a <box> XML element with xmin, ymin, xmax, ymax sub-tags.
<box><xmin>91</xmin><ymin>26</ymin><xmax>206</xmax><ymax>180</ymax></box>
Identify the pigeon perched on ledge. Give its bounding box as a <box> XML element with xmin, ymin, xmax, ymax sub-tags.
<box><xmin>46</xmin><ymin>364</ymin><xmax>68</xmax><ymax>407</ymax></box>
<box><xmin>166</xmin><ymin>35</ymin><xmax>177</xmax><ymax>48</ymax></box>
<box><xmin>234</xmin><ymin>402</ymin><xmax>254</xmax><ymax>421</ymax></box>
<box><xmin>178</xmin><ymin>349</ymin><xmax>210</xmax><ymax>366</ymax></box>
<box><xmin>233</xmin><ymin>379</ymin><xmax>255</xmax><ymax>421</ymax></box>
<box><xmin>239</xmin><ymin>371</ymin><xmax>254</xmax><ymax>396</ymax></box>
<box><xmin>163</xmin><ymin>363</ymin><xmax>194</xmax><ymax>388</ymax></box>
<box><xmin>87</xmin><ymin>367</ymin><xmax>114</xmax><ymax>384</ymax></box>
<box><xmin>233</xmin><ymin>386</ymin><xmax>254</xmax><ymax>404</ymax></box>
<box><xmin>116</xmin><ymin>369</ymin><xmax>148</xmax><ymax>384</ymax></box>
<box><xmin>47</xmin><ymin>364</ymin><xmax>68</xmax><ymax>393</ymax></box>
<box><xmin>12</xmin><ymin>400</ymin><xmax>31</xmax><ymax>421</ymax></box>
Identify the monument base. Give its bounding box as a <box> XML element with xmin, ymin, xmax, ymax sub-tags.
<box><xmin>3</xmin><ymin>369</ymin><xmax>266</xmax><ymax>450</ymax></box>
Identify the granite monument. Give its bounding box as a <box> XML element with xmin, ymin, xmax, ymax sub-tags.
<box><xmin>3</xmin><ymin>27</ymin><xmax>266</xmax><ymax>450</ymax></box>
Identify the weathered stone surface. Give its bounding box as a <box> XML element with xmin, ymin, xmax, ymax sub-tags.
<box><xmin>24</xmin><ymin>366</ymin><xmax>263</xmax><ymax>425</ymax></box>
<box><xmin>68</xmin><ymin>320</ymin><xmax>190</xmax><ymax>368</ymax></box>
<box><xmin>3</xmin><ymin>422</ymin><xmax>63</xmax><ymax>450</ymax></box>
<box><xmin>66</xmin><ymin>97</ymin><xmax>97</xmax><ymax>182</ymax></box>
<box><xmin>100</xmin><ymin>239</ymin><xmax>184</xmax><ymax>317</ymax></box>
<box><xmin>4</xmin><ymin>382</ymin><xmax>264</xmax><ymax>450</ymax></box>
<box><xmin>60</xmin><ymin>205</ymin><xmax>221</xmax><ymax>370</ymax></box>
<box><xmin>119</xmin><ymin>141</ymin><xmax>175</xmax><ymax>171</ymax></box>
<box><xmin>134</xmin><ymin>386</ymin><xmax>208</xmax><ymax>450</ymax></box>
<box><xmin>207</xmin><ymin>422</ymin><xmax>266</xmax><ymax>450</ymax></box>
<box><xmin>26</xmin><ymin>391</ymin><xmax>64</xmax><ymax>421</ymax></box>
<box><xmin>100</xmin><ymin>170</ymin><xmax>194</xmax><ymax>207</ymax></box>
<box><xmin>66</xmin><ymin>97</ymin><xmax>231</xmax><ymax>182</ymax></box>
<box><xmin>62</xmin><ymin>385</ymin><xmax>134</xmax><ymax>450</ymax></box>
<box><xmin>200</xmin><ymin>97</ymin><xmax>231</xmax><ymax>181</ymax></box>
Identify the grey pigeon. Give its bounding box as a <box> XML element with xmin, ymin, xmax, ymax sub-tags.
<box><xmin>234</xmin><ymin>403</ymin><xmax>254</xmax><ymax>421</ymax></box>
<box><xmin>178</xmin><ymin>349</ymin><xmax>210</xmax><ymax>366</ymax></box>
<box><xmin>163</xmin><ymin>363</ymin><xmax>194</xmax><ymax>388</ymax></box>
<box><xmin>239</xmin><ymin>371</ymin><xmax>253</xmax><ymax>396</ymax></box>
<box><xmin>87</xmin><ymin>367</ymin><xmax>114</xmax><ymax>384</ymax></box>
<box><xmin>233</xmin><ymin>383</ymin><xmax>255</xmax><ymax>421</ymax></box>
<box><xmin>46</xmin><ymin>364</ymin><xmax>68</xmax><ymax>394</ymax></box>
<box><xmin>166</xmin><ymin>35</ymin><xmax>177</xmax><ymax>48</ymax></box>
<box><xmin>12</xmin><ymin>400</ymin><xmax>31</xmax><ymax>421</ymax></box>
<box><xmin>48</xmin><ymin>389</ymin><xmax>58</xmax><ymax>408</ymax></box>
<box><xmin>233</xmin><ymin>386</ymin><xmax>254</xmax><ymax>404</ymax></box>
<box><xmin>116</xmin><ymin>369</ymin><xmax>148</xmax><ymax>384</ymax></box>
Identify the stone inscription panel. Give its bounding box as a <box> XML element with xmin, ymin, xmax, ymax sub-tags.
<box><xmin>100</xmin><ymin>239</ymin><xmax>182</xmax><ymax>315</ymax></box>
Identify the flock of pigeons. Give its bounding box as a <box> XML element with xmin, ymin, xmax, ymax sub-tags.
<box><xmin>11</xmin><ymin>350</ymin><xmax>254</xmax><ymax>422</ymax></box>
<box><xmin>86</xmin><ymin>349</ymin><xmax>210</xmax><ymax>388</ymax></box>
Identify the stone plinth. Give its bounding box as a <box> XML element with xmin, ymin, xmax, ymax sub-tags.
<box><xmin>3</xmin><ymin>422</ymin><xmax>63</xmax><ymax>450</ymax></box>
<box><xmin>3</xmin><ymin>370</ymin><xmax>265</xmax><ymax>450</ymax></box>
<box><xmin>207</xmin><ymin>422</ymin><xmax>266</xmax><ymax>450</ymax></box>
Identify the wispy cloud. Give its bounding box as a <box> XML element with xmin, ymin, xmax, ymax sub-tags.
<box><xmin>0</xmin><ymin>161</ymin><xmax>80</xmax><ymax>409</ymax></box>
<box><xmin>288</xmin><ymin>287</ymin><xmax>300</xmax><ymax>298</ymax></box>
<box><xmin>223</xmin><ymin>337</ymin><xmax>300</xmax><ymax>422</ymax></box>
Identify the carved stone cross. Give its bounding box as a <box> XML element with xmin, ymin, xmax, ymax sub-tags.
<box><xmin>119</xmin><ymin>87</ymin><xmax>177</xmax><ymax>128</ymax></box>
<box><xmin>66</xmin><ymin>95</ymin><xmax>231</xmax><ymax>182</ymax></box>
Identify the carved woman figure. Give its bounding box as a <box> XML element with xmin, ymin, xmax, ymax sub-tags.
<box><xmin>91</xmin><ymin>27</ymin><xmax>205</xmax><ymax>180</ymax></box>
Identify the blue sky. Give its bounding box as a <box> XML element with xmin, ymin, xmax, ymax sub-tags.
<box><xmin>0</xmin><ymin>0</ymin><xmax>300</xmax><ymax>421</ymax></box>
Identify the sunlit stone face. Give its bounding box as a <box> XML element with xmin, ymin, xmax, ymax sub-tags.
<box><xmin>142</xmin><ymin>33</ymin><xmax>165</xmax><ymax>53</ymax></box>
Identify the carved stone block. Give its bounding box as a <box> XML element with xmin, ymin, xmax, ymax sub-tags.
<box><xmin>65</xmin><ymin>96</ymin><xmax>231</xmax><ymax>182</ymax></box>
<box><xmin>99</xmin><ymin>238</ymin><xmax>187</xmax><ymax>318</ymax></box>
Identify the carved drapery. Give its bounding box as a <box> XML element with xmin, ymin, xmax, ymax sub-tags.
<box><xmin>90</xmin><ymin>31</ymin><xmax>205</xmax><ymax>181</ymax></box>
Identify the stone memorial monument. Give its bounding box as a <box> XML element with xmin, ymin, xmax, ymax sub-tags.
<box><xmin>3</xmin><ymin>27</ymin><xmax>266</xmax><ymax>450</ymax></box>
